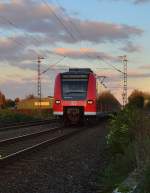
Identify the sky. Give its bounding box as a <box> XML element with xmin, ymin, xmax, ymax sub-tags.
<box><xmin>0</xmin><ymin>0</ymin><xmax>150</xmax><ymax>103</ymax></box>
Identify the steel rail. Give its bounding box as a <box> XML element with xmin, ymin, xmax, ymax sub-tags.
<box><xmin>0</xmin><ymin>126</ymin><xmax>61</xmax><ymax>145</ymax></box>
<box><xmin>0</xmin><ymin>128</ymin><xmax>82</xmax><ymax>164</ymax></box>
<box><xmin>0</xmin><ymin>119</ymin><xmax>58</xmax><ymax>132</ymax></box>
<box><xmin>0</xmin><ymin>119</ymin><xmax>49</xmax><ymax>127</ymax></box>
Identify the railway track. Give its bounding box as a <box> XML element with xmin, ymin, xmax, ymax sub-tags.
<box><xmin>0</xmin><ymin>119</ymin><xmax>58</xmax><ymax>132</ymax></box>
<box><xmin>0</xmin><ymin>125</ymin><xmax>83</xmax><ymax>165</ymax></box>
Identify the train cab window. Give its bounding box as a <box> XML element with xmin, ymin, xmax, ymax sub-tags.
<box><xmin>62</xmin><ymin>79</ymin><xmax>88</xmax><ymax>100</ymax></box>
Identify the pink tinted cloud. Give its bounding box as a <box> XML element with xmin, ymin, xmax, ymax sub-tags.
<box><xmin>0</xmin><ymin>0</ymin><xmax>143</xmax><ymax>44</ymax></box>
<box><xmin>139</xmin><ymin>65</ymin><xmax>150</xmax><ymax>69</ymax></box>
<box><xmin>54</xmin><ymin>47</ymin><xmax>116</xmax><ymax>61</ymax></box>
<box><xmin>121</xmin><ymin>42</ymin><xmax>142</xmax><ymax>53</ymax></box>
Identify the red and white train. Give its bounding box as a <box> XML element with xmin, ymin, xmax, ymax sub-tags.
<box><xmin>53</xmin><ymin>68</ymin><xmax>120</xmax><ymax>124</ymax></box>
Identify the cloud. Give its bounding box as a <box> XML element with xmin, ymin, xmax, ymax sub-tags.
<box><xmin>53</xmin><ymin>47</ymin><xmax>117</xmax><ymax>61</ymax></box>
<box><xmin>121</xmin><ymin>42</ymin><xmax>142</xmax><ymax>53</ymax></box>
<box><xmin>0</xmin><ymin>0</ymin><xmax>143</xmax><ymax>44</ymax></box>
<box><xmin>0</xmin><ymin>0</ymin><xmax>143</xmax><ymax>69</ymax></box>
<box><xmin>0</xmin><ymin>0</ymin><xmax>143</xmax><ymax>73</ymax></box>
<box><xmin>129</xmin><ymin>71</ymin><xmax>150</xmax><ymax>78</ymax></box>
<box><xmin>0</xmin><ymin>0</ymin><xmax>146</xmax><ymax>99</ymax></box>
<box><xmin>0</xmin><ymin>69</ymin><xmax>57</xmax><ymax>99</ymax></box>
<box><xmin>134</xmin><ymin>0</ymin><xmax>150</xmax><ymax>4</ymax></box>
<box><xmin>139</xmin><ymin>65</ymin><xmax>150</xmax><ymax>69</ymax></box>
<box><xmin>98</xmin><ymin>0</ymin><xmax>150</xmax><ymax>4</ymax></box>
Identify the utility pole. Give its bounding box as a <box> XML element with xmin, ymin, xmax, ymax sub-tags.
<box><xmin>120</xmin><ymin>55</ymin><xmax>128</xmax><ymax>108</ymax></box>
<box><xmin>37</xmin><ymin>56</ymin><xmax>44</xmax><ymax>108</ymax></box>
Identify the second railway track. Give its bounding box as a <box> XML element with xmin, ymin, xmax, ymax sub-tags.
<box><xmin>0</xmin><ymin>118</ymin><xmax>58</xmax><ymax>132</ymax></box>
<box><xmin>0</xmin><ymin>124</ymin><xmax>85</xmax><ymax>165</ymax></box>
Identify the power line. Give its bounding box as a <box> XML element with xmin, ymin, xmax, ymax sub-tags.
<box><xmin>53</xmin><ymin>0</ymin><xmax>97</xmax><ymax>62</ymax></box>
<box><xmin>40</xmin><ymin>0</ymin><xmax>96</xmax><ymax>62</ymax></box>
<box><xmin>101</xmin><ymin>55</ymin><xmax>128</xmax><ymax>106</ymax></box>
<box><xmin>0</xmin><ymin>30</ymin><xmax>29</xmax><ymax>63</ymax></box>
<box><xmin>53</xmin><ymin>0</ymin><xmax>83</xmax><ymax>40</ymax></box>
<box><xmin>44</xmin><ymin>1</ymin><xmax>129</xmax><ymax>103</ymax></box>
<box><xmin>41</xmin><ymin>0</ymin><xmax>76</xmax><ymax>42</ymax></box>
<box><xmin>0</xmin><ymin>15</ymin><xmax>42</xmax><ymax>45</ymax></box>
<box><xmin>97</xmin><ymin>56</ymin><xmax>128</xmax><ymax>106</ymax></box>
<box><xmin>51</xmin><ymin>0</ymin><xmax>120</xmax><ymax>68</ymax></box>
<box><xmin>40</xmin><ymin>55</ymin><xmax>66</xmax><ymax>74</ymax></box>
<box><xmin>97</xmin><ymin>56</ymin><xmax>123</xmax><ymax>74</ymax></box>
<box><xmin>0</xmin><ymin>31</ymin><xmax>26</xmax><ymax>48</ymax></box>
<box><xmin>0</xmin><ymin>15</ymin><xmax>42</xmax><ymax>58</ymax></box>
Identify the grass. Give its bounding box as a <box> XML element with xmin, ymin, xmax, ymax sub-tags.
<box><xmin>139</xmin><ymin>165</ymin><xmax>150</xmax><ymax>193</ymax></box>
<box><xmin>0</xmin><ymin>109</ymin><xmax>43</xmax><ymax>124</ymax></box>
<box><xmin>97</xmin><ymin>144</ymin><xmax>136</xmax><ymax>192</ymax></box>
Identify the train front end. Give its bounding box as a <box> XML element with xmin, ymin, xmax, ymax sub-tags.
<box><xmin>53</xmin><ymin>68</ymin><xmax>96</xmax><ymax>124</ymax></box>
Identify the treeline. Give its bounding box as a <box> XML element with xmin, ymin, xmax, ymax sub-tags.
<box><xmin>0</xmin><ymin>92</ymin><xmax>20</xmax><ymax>108</ymax></box>
<box><xmin>0</xmin><ymin>91</ymin><xmax>5</xmax><ymax>107</ymax></box>
<box><xmin>97</xmin><ymin>89</ymin><xmax>150</xmax><ymax>110</ymax></box>
<box><xmin>0</xmin><ymin>91</ymin><xmax>37</xmax><ymax>109</ymax></box>
<box><xmin>128</xmin><ymin>89</ymin><xmax>150</xmax><ymax>109</ymax></box>
<box><xmin>98</xmin><ymin>91</ymin><xmax>120</xmax><ymax>105</ymax></box>
<box><xmin>97</xmin><ymin>91</ymin><xmax>121</xmax><ymax>111</ymax></box>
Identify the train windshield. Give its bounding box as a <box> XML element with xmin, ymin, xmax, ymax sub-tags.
<box><xmin>62</xmin><ymin>78</ymin><xmax>88</xmax><ymax>100</ymax></box>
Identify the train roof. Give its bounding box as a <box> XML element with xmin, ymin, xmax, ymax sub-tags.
<box><xmin>61</xmin><ymin>68</ymin><xmax>93</xmax><ymax>75</ymax></box>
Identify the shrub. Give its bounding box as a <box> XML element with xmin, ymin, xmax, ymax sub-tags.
<box><xmin>140</xmin><ymin>164</ymin><xmax>150</xmax><ymax>193</ymax></box>
<box><xmin>99</xmin><ymin>106</ymin><xmax>150</xmax><ymax>192</ymax></box>
<box><xmin>128</xmin><ymin>90</ymin><xmax>144</xmax><ymax>109</ymax></box>
<box><xmin>107</xmin><ymin>107</ymin><xmax>150</xmax><ymax>167</ymax></box>
<box><xmin>0</xmin><ymin>109</ymin><xmax>38</xmax><ymax>124</ymax></box>
<box><xmin>98</xmin><ymin>143</ymin><xmax>136</xmax><ymax>192</ymax></box>
<box><xmin>106</xmin><ymin>108</ymin><xmax>136</xmax><ymax>154</ymax></box>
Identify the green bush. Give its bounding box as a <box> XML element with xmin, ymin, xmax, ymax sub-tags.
<box><xmin>0</xmin><ymin>109</ymin><xmax>38</xmax><ymax>124</ymax></box>
<box><xmin>128</xmin><ymin>90</ymin><xmax>144</xmax><ymax>109</ymax></box>
<box><xmin>106</xmin><ymin>108</ymin><xmax>137</xmax><ymax>154</ymax></box>
<box><xmin>97</xmin><ymin>108</ymin><xmax>138</xmax><ymax>192</ymax></box>
<box><xmin>98</xmin><ymin>107</ymin><xmax>150</xmax><ymax>192</ymax></box>
<box><xmin>140</xmin><ymin>164</ymin><xmax>150</xmax><ymax>193</ymax></box>
<box><xmin>98</xmin><ymin>144</ymin><xmax>136</xmax><ymax>192</ymax></box>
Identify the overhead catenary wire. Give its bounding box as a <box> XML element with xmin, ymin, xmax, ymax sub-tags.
<box><xmin>0</xmin><ymin>15</ymin><xmax>42</xmax><ymax>46</ymax></box>
<box><xmin>40</xmin><ymin>0</ymin><xmax>97</xmax><ymax>62</ymax></box>
<box><xmin>0</xmin><ymin>10</ymin><xmax>69</xmax><ymax>92</ymax></box>
<box><xmin>52</xmin><ymin>0</ymin><xmax>121</xmax><ymax>70</ymax></box>
<box><xmin>53</xmin><ymin>0</ymin><xmax>83</xmax><ymax>40</ymax></box>
<box><xmin>97</xmin><ymin>56</ymin><xmax>124</xmax><ymax>74</ymax></box>
<box><xmin>40</xmin><ymin>0</ymin><xmax>127</xmax><ymax>99</ymax></box>
<box><xmin>41</xmin><ymin>0</ymin><xmax>76</xmax><ymax>42</ymax></box>
<box><xmin>43</xmin><ymin>0</ymin><xmax>131</xmax><ymax>105</ymax></box>
<box><xmin>0</xmin><ymin>15</ymin><xmax>45</xmax><ymax>58</ymax></box>
<box><xmin>0</xmin><ymin>30</ymin><xmax>26</xmax><ymax>48</ymax></box>
<box><xmin>40</xmin><ymin>55</ymin><xmax>66</xmax><ymax>74</ymax></box>
<box><xmin>41</xmin><ymin>0</ymin><xmax>116</xmax><ymax>74</ymax></box>
<box><xmin>0</xmin><ymin>30</ymin><xmax>31</xmax><ymax>63</ymax></box>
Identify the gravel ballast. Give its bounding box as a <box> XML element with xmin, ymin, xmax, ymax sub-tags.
<box><xmin>0</xmin><ymin>121</ymin><xmax>108</xmax><ymax>193</ymax></box>
<box><xmin>0</xmin><ymin>122</ymin><xmax>60</xmax><ymax>141</ymax></box>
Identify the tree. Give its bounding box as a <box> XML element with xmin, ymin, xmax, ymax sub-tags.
<box><xmin>0</xmin><ymin>91</ymin><xmax>6</xmax><ymax>108</ymax></box>
<box><xmin>14</xmin><ymin>97</ymin><xmax>20</xmax><ymax>103</ymax></box>
<box><xmin>128</xmin><ymin>90</ymin><xmax>144</xmax><ymax>109</ymax></box>
<box><xmin>5</xmin><ymin>99</ymin><xmax>15</xmax><ymax>108</ymax></box>
<box><xmin>25</xmin><ymin>94</ymin><xmax>37</xmax><ymax>99</ymax></box>
<box><xmin>98</xmin><ymin>91</ymin><xmax>120</xmax><ymax>106</ymax></box>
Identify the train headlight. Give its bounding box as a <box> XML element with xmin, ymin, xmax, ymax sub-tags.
<box><xmin>87</xmin><ymin>100</ymin><xmax>94</xmax><ymax>104</ymax></box>
<box><xmin>55</xmin><ymin>100</ymin><xmax>61</xmax><ymax>104</ymax></box>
